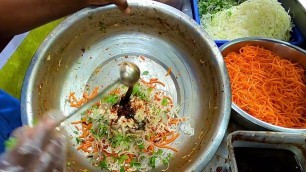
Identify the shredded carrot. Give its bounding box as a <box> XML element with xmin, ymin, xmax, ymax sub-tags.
<box><xmin>149</xmin><ymin>78</ymin><xmax>158</xmax><ymax>82</ymax></box>
<box><xmin>71</xmin><ymin>120</ymin><xmax>83</xmax><ymax>124</ymax></box>
<box><xmin>163</xmin><ymin>95</ymin><xmax>173</xmax><ymax>105</ymax></box>
<box><xmin>68</xmin><ymin>87</ymin><xmax>99</xmax><ymax>108</ymax></box>
<box><xmin>154</xmin><ymin>95</ymin><xmax>161</xmax><ymax>101</ymax></box>
<box><xmin>165</xmin><ymin>67</ymin><xmax>172</xmax><ymax>76</ymax></box>
<box><xmin>160</xmin><ymin>133</ymin><xmax>180</xmax><ymax>145</ymax></box>
<box><xmin>150</xmin><ymin>80</ymin><xmax>165</xmax><ymax>87</ymax></box>
<box><xmin>75</xmin><ymin>125</ymin><xmax>80</xmax><ymax>131</ymax></box>
<box><xmin>148</xmin><ymin>84</ymin><xmax>156</xmax><ymax>88</ymax></box>
<box><xmin>140</xmin><ymin>78</ymin><xmax>149</xmax><ymax>84</ymax></box>
<box><xmin>225</xmin><ymin>45</ymin><xmax>306</xmax><ymax>128</ymax></box>
<box><xmin>141</xmin><ymin>78</ymin><xmax>166</xmax><ymax>87</ymax></box>
<box><xmin>140</xmin><ymin>55</ymin><xmax>146</xmax><ymax>61</ymax></box>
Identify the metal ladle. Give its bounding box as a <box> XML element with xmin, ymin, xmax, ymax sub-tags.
<box><xmin>55</xmin><ymin>62</ymin><xmax>140</xmax><ymax>126</ymax></box>
<box><xmin>119</xmin><ymin>62</ymin><xmax>141</xmax><ymax>105</ymax></box>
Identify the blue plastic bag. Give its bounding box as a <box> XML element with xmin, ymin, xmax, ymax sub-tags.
<box><xmin>0</xmin><ymin>90</ymin><xmax>22</xmax><ymax>153</ymax></box>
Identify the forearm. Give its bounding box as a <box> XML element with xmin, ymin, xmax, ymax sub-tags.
<box><xmin>0</xmin><ymin>0</ymin><xmax>88</xmax><ymax>37</ymax></box>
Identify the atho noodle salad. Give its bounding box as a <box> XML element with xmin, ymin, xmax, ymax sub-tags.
<box><xmin>68</xmin><ymin>77</ymin><xmax>194</xmax><ymax>171</ymax></box>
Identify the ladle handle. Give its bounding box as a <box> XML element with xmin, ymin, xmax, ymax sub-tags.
<box><xmin>55</xmin><ymin>79</ymin><xmax>120</xmax><ymax>127</ymax></box>
<box><xmin>120</xmin><ymin>86</ymin><xmax>133</xmax><ymax>105</ymax></box>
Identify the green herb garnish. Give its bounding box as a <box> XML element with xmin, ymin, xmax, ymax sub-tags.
<box><xmin>161</xmin><ymin>98</ymin><xmax>168</xmax><ymax>106</ymax></box>
<box><xmin>162</xmin><ymin>153</ymin><xmax>173</xmax><ymax>165</ymax></box>
<box><xmin>156</xmin><ymin>149</ymin><xmax>163</xmax><ymax>155</ymax></box>
<box><xmin>99</xmin><ymin>160</ymin><xmax>108</xmax><ymax>169</ymax></box>
<box><xmin>142</xmin><ymin>71</ymin><xmax>149</xmax><ymax>75</ymax></box>
<box><xmin>131</xmin><ymin>161</ymin><xmax>141</xmax><ymax>168</ymax></box>
<box><xmin>198</xmin><ymin>0</ymin><xmax>246</xmax><ymax>16</ymax></box>
<box><xmin>132</xmin><ymin>84</ymin><xmax>148</xmax><ymax>101</ymax></box>
<box><xmin>104</xmin><ymin>94</ymin><xmax>120</xmax><ymax>104</ymax></box>
<box><xmin>119</xmin><ymin>154</ymin><xmax>129</xmax><ymax>164</ymax></box>
<box><xmin>138</xmin><ymin>142</ymin><xmax>145</xmax><ymax>149</ymax></box>
<box><xmin>149</xmin><ymin>156</ymin><xmax>156</xmax><ymax>168</ymax></box>
<box><xmin>75</xmin><ymin>137</ymin><xmax>82</xmax><ymax>144</ymax></box>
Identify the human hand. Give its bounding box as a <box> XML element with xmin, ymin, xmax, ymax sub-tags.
<box><xmin>86</xmin><ymin>0</ymin><xmax>130</xmax><ymax>13</ymax></box>
<box><xmin>0</xmin><ymin>111</ymin><xmax>66</xmax><ymax>172</ymax></box>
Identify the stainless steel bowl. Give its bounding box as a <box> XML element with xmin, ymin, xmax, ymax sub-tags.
<box><xmin>21</xmin><ymin>0</ymin><xmax>231</xmax><ymax>171</ymax></box>
<box><xmin>220</xmin><ymin>37</ymin><xmax>306</xmax><ymax>133</ymax></box>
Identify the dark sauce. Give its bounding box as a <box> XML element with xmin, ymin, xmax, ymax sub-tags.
<box><xmin>112</xmin><ymin>101</ymin><xmax>135</xmax><ymax>119</ymax></box>
<box><xmin>234</xmin><ymin>147</ymin><xmax>303</xmax><ymax>172</ymax></box>
<box><xmin>111</xmin><ymin>97</ymin><xmax>146</xmax><ymax>130</ymax></box>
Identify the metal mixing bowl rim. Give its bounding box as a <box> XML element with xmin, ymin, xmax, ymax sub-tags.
<box><xmin>20</xmin><ymin>0</ymin><xmax>232</xmax><ymax>170</ymax></box>
<box><xmin>220</xmin><ymin>37</ymin><xmax>306</xmax><ymax>132</ymax></box>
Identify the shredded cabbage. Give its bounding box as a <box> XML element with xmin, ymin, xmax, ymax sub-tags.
<box><xmin>201</xmin><ymin>0</ymin><xmax>292</xmax><ymax>41</ymax></box>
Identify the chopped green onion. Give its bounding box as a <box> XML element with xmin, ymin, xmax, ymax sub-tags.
<box><xmin>119</xmin><ymin>154</ymin><xmax>129</xmax><ymax>164</ymax></box>
<box><xmin>99</xmin><ymin>160</ymin><xmax>108</xmax><ymax>169</ymax></box>
<box><xmin>156</xmin><ymin>149</ymin><xmax>163</xmax><ymax>155</ymax></box>
<box><xmin>142</xmin><ymin>71</ymin><xmax>149</xmax><ymax>75</ymax></box>
<box><xmin>75</xmin><ymin>137</ymin><xmax>82</xmax><ymax>144</ymax></box>
<box><xmin>138</xmin><ymin>143</ymin><xmax>145</xmax><ymax>149</ymax></box>
<box><xmin>149</xmin><ymin>156</ymin><xmax>156</xmax><ymax>168</ymax></box>
<box><xmin>104</xmin><ymin>94</ymin><xmax>120</xmax><ymax>104</ymax></box>
<box><xmin>161</xmin><ymin>98</ymin><xmax>168</xmax><ymax>106</ymax></box>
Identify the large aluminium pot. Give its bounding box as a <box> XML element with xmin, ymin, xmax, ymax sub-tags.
<box><xmin>21</xmin><ymin>0</ymin><xmax>231</xmax><ymax>171</ymax></box>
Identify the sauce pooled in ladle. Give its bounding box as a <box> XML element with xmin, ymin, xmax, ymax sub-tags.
<box><xmin>112</xmin><ymin>62</ymin><xmax>140</xmax><ymax>123</ymax></box>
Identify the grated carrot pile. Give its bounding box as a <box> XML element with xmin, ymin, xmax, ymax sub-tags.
<box><xmin>225</xmin><ymin>45</ymin><xmax>306</xmax><ymax>128</ymax></box>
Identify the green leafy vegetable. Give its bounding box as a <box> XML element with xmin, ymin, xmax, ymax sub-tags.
<box><xmin>132</xmin><ymin>84</ymin><xmax>140</xmax><ymax>95</ymax></box>
<box><xmin>73</xmin><ymin>131</ymin><xmax>78</xmax><ymax>134</ymax></box>
<box><xmin>162</xmin><ymin>153</ymin><xmax>173</xmax><ymax>165</ymax></box>
<box><xmin>149</xmin><ymin>156</ymin><xmax>157</xmax><ymax>168</ymax></box>
<box><xmin>104</xmin><ymin>94</ymin><xmax>120</xmax><ymax>104</ymax></box>
<box><xmin>75</xmin><ymin>137</ymin><xmax>82</xmax><ymax>144</ymax></box>
<box><xmin>142</xmin><ymin>71</ymin><xmax>149</xmax><ymax>75</ymax></box>
<box><xmin>130</xmin><ymin>159</ymin><xmax>142</xmax><ymax>168</ymax></box>
<box><xmin>132</xmin><ymin>84</ymin><xmax>148</xmax><ymax>101</ymax></box>
<box><xmin>138</xmin><ymin>142</ymin><xmax>145</xmax><ymax>149</ymax></box>
<box><xmin>90</xmin><ymin>124</ymin><xmax>108</xmax><ymax>139</ymax></box>
<box><xmin>156</xmin><ymin>149</ymin><xmax>163</xmax><ymax>155</ymax></box>
<box><xmin>99</xmin><ymin>160</ymin><xmax>108</xmax><ymax>169</ymax></box>
<box><xmin>110</xmin><ymin>133</ymin><xmax>124</xmax><ymax>147</ymax></box>
<box><xmin>119</xmin><ymin>154</ymin><xmax>129</xmax><ymax>164</ymax></box>
<box><xmin>198</xmin><ymin>0</ymin><xmax>246</xmax><ymax>16</ymax></box>
<box><xmin>161</xmin><ymin>98</ymin><xmax>168</xmax><ymax>106</ymax></box>
<box><xmin>131</xmin><ymin>161</ymin><xmax>141</xmax><ymax>168</ymax></box>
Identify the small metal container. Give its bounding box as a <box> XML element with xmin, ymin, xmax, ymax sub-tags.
<box><xmin>227</xmin><ymin>131</ymin><xmax>306</xmax><ymax>172</ymax></box>
<box><xmin>219</xmin><ymin>37</ymin><xmax>306</xmax><ymax>133</ymax></box>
